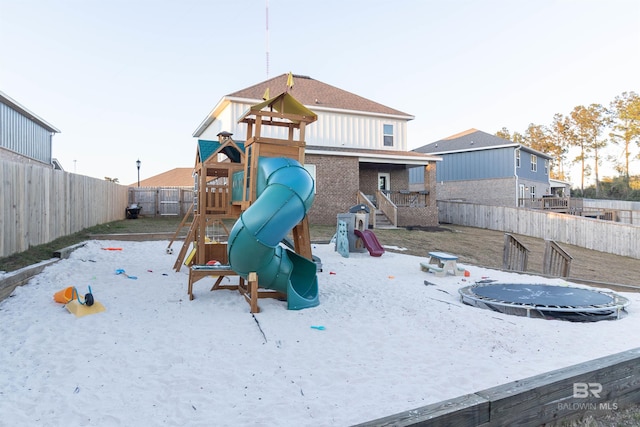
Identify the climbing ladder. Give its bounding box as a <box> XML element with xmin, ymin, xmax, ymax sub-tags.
<box><xmin>166</xmin><ymin>201</ymin><xmax>194</xmax><ymax>254</ymax></box>
<box><xmin>173</xmin><ymin>213</ymin><xmax>198</xmax><ymax>272</ymax></box>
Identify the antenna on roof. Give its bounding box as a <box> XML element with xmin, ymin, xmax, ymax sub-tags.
<box><xmin>265</xmin><ymin>0</ymin><xmax>269</xmax><ymax>77</ymax></box>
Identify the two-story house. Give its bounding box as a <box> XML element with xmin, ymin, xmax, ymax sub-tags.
<box><xmin>413</xmin><ymin>128</ymin><xmax>553</xmax><ymax>207</ymax></box>
<box><xmin>0</xmin><ymin>90</ymin><xmax>61</xmax><ymax>168</ymax></box>
<box><xmin>193</xmin><ymin>74</ymin><xmax>440</xmax><ymax>227</ymax></box>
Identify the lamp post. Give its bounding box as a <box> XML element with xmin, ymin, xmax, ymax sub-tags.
<box><xmin>136</xmin><ymin>159</ymin><xmax>141</xmax><ymax>187</ymax></box>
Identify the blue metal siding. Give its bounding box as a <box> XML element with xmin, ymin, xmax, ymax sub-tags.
<box><xmin>435</xmin><ymin>147</ymin><xmax>515</xmax><ymax>181</ymax></box>
<box><xmin>518</xmin><ymin>150</ymin><xmax>549</xmax><ymax>183</ymax></box>
<box><xmin>409</xmin><ymin>166</ymin><xmax>424</xmax><ymax>184</ymax></box>
<box><xmin>0</xmin><ymin>103</ymin><xmax>53</xmax><ymax>164</ymax></box>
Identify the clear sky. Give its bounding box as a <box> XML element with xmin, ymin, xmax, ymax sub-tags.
<box><xmin>2</xmin><ymin>0</ymin><xmax>639</xmax><ymax>186</ymax></box>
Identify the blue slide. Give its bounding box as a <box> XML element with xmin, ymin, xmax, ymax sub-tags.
<box><xmin>227</xmin><ymin>157</ymin><xmax>319</xmax><ymax>310</ymax></box>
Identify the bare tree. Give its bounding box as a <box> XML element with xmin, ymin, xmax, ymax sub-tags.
<box><xmin>548</xmin><ymin>113</ymin><xmax>574</xmax><ymax>181</ymax></box>
<box><xmin>570</xmin><ymin>104</ymin><xmax>609</xmax><ymax>196</ymax></box>
<box><xmin>609</xmin><ymin>91</ymin><xmax>640</xmax><ymax>187</ymax></box>
<box><xmin>495</xmin><ymin>127</ymin><xmax>525</xmax><ymax>144</ymax></box>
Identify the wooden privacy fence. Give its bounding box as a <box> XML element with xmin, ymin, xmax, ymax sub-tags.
<box><xmin>438</xmin><ymin>200</ymin><xmax>640</xmax><ymax>259</ymax></box>
<box><xmin>0</xmin><ymin>159</ymin><xmax>128</xmax><ymax>258</ymax></box>
<box><xmin>582</xmin><ymin>199</ymin><xmax>640</xmax><ymax>224</ymax></box>
<box><xmin>128</xmin><ymin>187</ymin><xmax>194</xmax><ymax>217</ymax></box>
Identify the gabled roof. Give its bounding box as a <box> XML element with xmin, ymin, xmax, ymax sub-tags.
<box><xmin>193</xmin><ymin>73</ymin><xmax>413</xmax><ymax>137</ymax></box>
<box><xmin>414</xmin><ymin>128</ymin><xmax>552</xmax><ymax>159</ymax></box>
<box><xmin>196</xmin><ymin>139</ymin><xmax>246</xmax><ymax>164</ymax></box>
<box><xmin>0</xmin><ymin>90</ymin><xmax>61</xmax><ymax>133</ymax></box>
<box><xmin>132</xmin><ymin>167</ymin><xmax>194</xmax><ymax>187</ymax></box>
<box><xmin>230</xmin><ymin>74</ymin><xmax>412</xmax><ymax>117</ymax></box>
<box><xmin>238</xmin><ymin>91</ymin><xmax>317</xmax><ymax>125</ymax></box>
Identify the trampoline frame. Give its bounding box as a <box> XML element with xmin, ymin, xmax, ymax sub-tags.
<box><xmin>459</xmin><ymin>283</ymin><xmax>630</xmax><ymax>321</ymax></box>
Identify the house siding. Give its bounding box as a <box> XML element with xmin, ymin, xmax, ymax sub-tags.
<box><xmin>0</xmin><ymin>102</ymin><xmax>53</xmax><ymax>165</ymax></box>
<box><xmin>203</xmin><ymin>101</ymin><xmax>408</xmax><ymax>152</ymax></box>
<box><xmin>436</xmin><ymin>147</ymin><xmax>515</xmax><ymax>181</ymax></box>
<box><xmin>198</xmin><ymin>104</ymin><xmax>241</xmax><ymax>141</ymax></box>
<box><xmin>517</xmin><ymin>149</ymin><xmax>550</xmax><ymax>183</ymax></box>
<box><xmin>309</xmin><ymin>111</ymin><xmax>407</xmax><ymax>151</ymax></box>
<box><xmin>305</xmin><ymin>154</ymin><xmax>359</xmax><ymax>225</ymax></box>
<box><xmin>436</xmin><ymin>176</ymin><xmax>516</xmax><ymax>206</ymax></box>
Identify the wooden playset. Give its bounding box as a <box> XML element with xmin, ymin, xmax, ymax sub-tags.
<box><xmin>173</xmin><ymin>88</ymin><xmax>318</xmax><ymax>312</ymax></box>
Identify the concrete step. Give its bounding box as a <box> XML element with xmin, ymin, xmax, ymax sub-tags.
<box><xmin>375</xmin><ymin>212</ymin><xmax>395</xmax><ymax>228</ymax></box>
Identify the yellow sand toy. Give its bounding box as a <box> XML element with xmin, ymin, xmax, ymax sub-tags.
<box><xmin>53</xmin><ymin>286</ymin><xmax>106</xmax><ymax>317</ymax></box>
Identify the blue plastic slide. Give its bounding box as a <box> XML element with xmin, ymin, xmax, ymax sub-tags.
<box><xmin>227</xmin><ymin>157</ymin><xmax>319</xmax><ymax>310</ymax></box>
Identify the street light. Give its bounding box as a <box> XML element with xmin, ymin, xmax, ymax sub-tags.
<box><xmin>136</xmin><ymin>159</ymin><xmax>141</xmax><ymax>187</ymax></box>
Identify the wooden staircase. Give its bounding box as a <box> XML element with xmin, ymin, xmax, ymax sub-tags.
<box><xmin>374</xmin><ymin>210</ymin><xmax>395</xmax><ymax>229</ymax></box>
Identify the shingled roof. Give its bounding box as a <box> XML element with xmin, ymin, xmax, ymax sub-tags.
<box><xmin>228</xmin><ymin>74</ymin><xmax>413</xmax><ymax>118</ymax></box>
<box><xmin>132</xmin><ymin>167</ymin><xmax>194</xmax><ymax>187</ymax></box>
<box><xmin>413</xmin><ymin>129</ymin><xmax>515</xmax><ymax>154</ymax></box>
<box><xmin>414</xmin><ymin>128</ymin><xmax>552</xmax><ymax>159</ymax></box>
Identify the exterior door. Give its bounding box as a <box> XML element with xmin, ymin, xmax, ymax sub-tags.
<box><xmin>378</xmin><ymin>173</ymin><xmax>390</xmax><ymax>193</ymax></box>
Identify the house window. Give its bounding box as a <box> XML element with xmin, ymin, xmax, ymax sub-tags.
<box><xmin>383</xmin><ymin>124</ymin><xmax>394</xmax><ymax>147</ymax></box>
<box><xmin>531</xmin><ymin>154</ymin><xmax>537</xmax><ymax>172</ymax></box>
<box><xmin>530</xmin><ymin>186</ymin><xmax>536</xmax><ymax>198</ymax></box>
<box><xmin>515</xmin><ymin>149</ymin><xmax>520</xmax><ymax>168</ymax></box>
<box><xmin>545</xmin><ymin>159</ymin><xmax>549</xmax><ymax>175</ymax></box>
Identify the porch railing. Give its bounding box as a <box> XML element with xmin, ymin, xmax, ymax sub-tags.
<box><xmin>518</xmin><ymin>196</ymin><xmax>635</xmax><ymax>223</ymax></box>
<box><xmin>377</xmin><ymin>189</ymin><xmax>397</xmax><ymax>227</ymax></box>
<box><xmin>518</xmin><ymin>196</ymin><xmax>570</xmax><ymax>211</ymax></box>
<box><xmin>357</xmin><ymin>191</ymin><xmax>377</xmax><ymax>228</ymax></box>
<box><xmin>384</xmin><ymin>190</ymin><xmax>430</xmax><ymax>207</ymax></box>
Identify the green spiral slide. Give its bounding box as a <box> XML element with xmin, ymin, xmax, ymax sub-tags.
<box><xmin>227</xmin><ymin>157</ymin><xmax>319</xmax><ymax>310</ymax></box>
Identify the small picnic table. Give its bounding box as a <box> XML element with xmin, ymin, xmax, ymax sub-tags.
<box><xmin>421</xmin><ymin>251</ymin><xmax>465</xmax><ymax>277</ymax></box>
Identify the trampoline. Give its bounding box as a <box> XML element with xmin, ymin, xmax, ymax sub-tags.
<box><xmin>459</xmin><ymin>283</ymin><xmax>630</xmax><ymax>322</ymax></box>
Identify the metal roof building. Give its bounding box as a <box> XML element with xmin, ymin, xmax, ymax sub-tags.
<box><xmin>0</xmin><ymin>90</ymin><xmax>60</xmax><ymax>166</ymax></box>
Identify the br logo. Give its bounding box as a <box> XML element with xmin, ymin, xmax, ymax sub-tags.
<box><xmin>573</xmin><ymin>382</ymin><xmax>602</xmax><ymax>399</ymax></box>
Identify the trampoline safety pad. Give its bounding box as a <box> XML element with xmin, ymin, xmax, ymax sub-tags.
<box><xmin>459</xmin><ymin>283</ymin><xmax>630</xmax><ymax>322</ymax></box>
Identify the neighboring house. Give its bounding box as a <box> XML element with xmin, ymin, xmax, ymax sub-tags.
<box><xmin>193</xmin><ymin>73</ymin><xmax>441</xmax><ymax>227</ymax></box>
<box><xmin>413</xmin><ymin>128</ymin><xmax>553</xmax><ymax>207</ymax></box>
<box><xmin>128</xmin><ymin>167</ymin><xmax>196</xmax><ymax>217</ymax></box>
<box><xmin>550</xmin><ymin>178</ymin><xmax>571</xmax><ymax>197</ymax></box>
<box><xmin>132</xmin><ymin>167</ymin><xmax>195</xmax><ymax>187</ymax></box>
<box><xmin>0</xmin><ymin>90</ymin><xmax>60</xmax><ymax>166</ymax></box>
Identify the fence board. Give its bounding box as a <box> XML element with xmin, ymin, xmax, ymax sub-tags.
<box><xmin>128</xmin><ymin>187</ymin><xmax>194</xmax><ymax>217</ymax></box>
<box><xmin>1</xmin><ymin>159</ymin><xmax>129</xmax><ymax>258</ymax></box>
<box><xmin>439</xmin><ymin>201</ymin><xmax>640</xmax><ymax>259</ymax></box>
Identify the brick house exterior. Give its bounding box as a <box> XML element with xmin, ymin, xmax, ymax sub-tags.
<box><xmin>193</xmin><ymin>74</ymin><xmax>440</xmax><ymax>227</ymax></box>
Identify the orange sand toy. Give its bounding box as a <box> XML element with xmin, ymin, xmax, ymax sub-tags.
<box><xmin>53</xmin><ymin>286</ymin><xmax>76</xmax><ymax>303</ymax></box>
<box><xmin>54</xmin><ymin>286</ymin><xmax>106</xmax><ymax>317</ymax></box>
